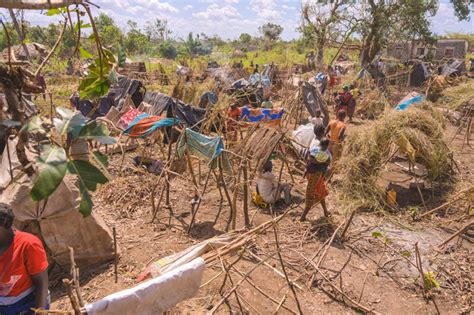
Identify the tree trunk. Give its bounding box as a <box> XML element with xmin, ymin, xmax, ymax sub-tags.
<box><xmin>8</xmin><ymin>9</ymin><xmax>31</xmax><ymax>62</ymax></box>
<box><xmin>316</xmin><ymin>35</ymin><xmax>325</xmax><ymax>67</ymax></box>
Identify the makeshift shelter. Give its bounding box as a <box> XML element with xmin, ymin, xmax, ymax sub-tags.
<box><xmin>71</xmin><ymin>76</ymin><xmax>145</xmax><ymax>118</ymax></box>
<box><xmin>241</xmin><ymin>126</ymin><xmax>285</xmax><ymax>173</ymax></box>
<box><xmin>442</xmin><ymin>59</ymin><xmax>466</xmax><ymax>77</ymax></box>
<box><xmin>408</xmin><ymin>61</ymin><xmax>430</xmax><ymax>87</ymax></box>
<box><xmin>301</xmin><ymin>82</ymin><xmax>330</xmax><ymax>126</ymax></box>
<box><xmin>143</xmin><ymin>91</ymin><xmax>207</xmax><ymax>128</ymax></box>
<box><xmin>0</xmin><ymin>140</ymin><xmax>115</xmax><ymax>267</ymax></box>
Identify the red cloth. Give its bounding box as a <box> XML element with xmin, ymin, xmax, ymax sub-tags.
<box><xmin>315</xmin><ymin>175</ymin><xmax>329</xmax><ymax>199</ymax></box>
<box><xmin>117</xmin><ymin>108</ymin><xmax>145</xmax><ymax>130</ymax></box>
<box><xmin>0</xmin><ymin>231</ymin><xmax>48</xmax><ymax>298</ymax></box>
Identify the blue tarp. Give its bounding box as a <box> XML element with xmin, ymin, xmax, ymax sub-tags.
<box><xmin>395</xmin><ymin>95</ymin><xmax>424</xmax><ymax>111</ymax></box>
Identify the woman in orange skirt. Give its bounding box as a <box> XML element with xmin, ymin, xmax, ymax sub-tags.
<box><xmin>301</xmin><ymin>138</ymin><xmax>332</xmax><ymax>221</ymax></box>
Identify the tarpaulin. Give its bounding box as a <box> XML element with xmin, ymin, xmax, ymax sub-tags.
<box><xmin>124</xmin><ymin>114</ymin><xmax>180</xmax><ymax>138</ymax></box>
<box><xmin>85</xmin><ymin>258</ymin><xmax>205</xmax><ymax>315</ymax></box>
<box><xmin>239</xmin><ymin>107</ymin><xmax>284</xmax><ymax>125</ymax></box>
<box><xmin>177</xmin><ymin>128</ymin><xmax>232</xmax><ymax>173</ymax></box>
<box><xmin>395</xmin><ymin>92</ymin><xmax>424</xmax><ymax>111</ymax></box>
<box><xmin>143</xmin><ymin>91</ymin><xmax>207</xmax><ymax>128</ymax></box>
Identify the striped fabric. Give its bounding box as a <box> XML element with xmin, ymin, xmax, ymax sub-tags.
<box><xmin>123</xmin><ymin>114</ymin><xmax>180</xmax><ymax>138</ymax></box>
<box><xmin>177</xmin><ymin>128</ymin><xmax>232</xmax><ymax>173</ymax></box>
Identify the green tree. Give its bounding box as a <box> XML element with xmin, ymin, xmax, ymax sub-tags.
<box><xmin>258</xmin><ymin>23</ymin><xmax>283</xmax><ymax>50</ymax></box>
<box><xmin>301</xmin><ymin>0</ymin><xmax>352</xmax><ymax>66</ymax></box>
<box><xmin>357</xmin><ymin>0</ymin><xmax>438</xmax><ymax>66</ymax></box>
<box><xmin>159</xmin><ymin>40</ymin><xmax>177</xmax><ymax>59</ymax></box>
<box><xmin>145</xmin><ymin>18</ymin><xmax>171</xmax><ymax>42</ymax></box>
<box><xmin>124</xmin><ymin>20</ymin><xmax>151</xmax><ymax>55</ymax></box>
<box><xmin>450</xmin><ymin>0</ymin><xmax>474</xmax><ymax>21</ymax></box>
<box><xmin>239</xmin><ymin>33</ymin><xmax>252</xmax><ymax>44</ymax></box>
<box><xmin>94</xmin><ymin>13</ymin><xmax>123</xmax><ymax>51</ymax></box>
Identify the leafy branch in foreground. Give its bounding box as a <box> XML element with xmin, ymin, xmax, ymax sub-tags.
<box><xmin>27</xmin><ymin>107</ymin><xmax>116</xmax><ymax>216</ymax></box>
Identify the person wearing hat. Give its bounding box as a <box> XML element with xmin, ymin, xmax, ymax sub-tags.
<box><xmin>0</xmin><ymin>203</ymin><xmax>49</xmax><ymax>315</ymax></box>
<box><xmin>301</xmin><ymin>138</ymin><xmax>332</xmax><ymax>221</ymax></box>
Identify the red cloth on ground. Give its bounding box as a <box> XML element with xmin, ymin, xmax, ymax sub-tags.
<box><xmin>0</xmin><ymin>231</ymin><xmax>48</xmax><ymax>298</ymax></box>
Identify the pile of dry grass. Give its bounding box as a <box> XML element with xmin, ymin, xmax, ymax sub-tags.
<box><xmin>337</xmin><ymin>105</ymin><xmax>452</xmax><ymax>211</ymax></box>
<box><xmin>357</xmin><ymin>89</ymin><xmax>390</xmax><ymax>119</ymax></box>
<box><xmin>438</xmin><ymin>79</ymin><xmax>474</xmax><ymax>111</ymax></box>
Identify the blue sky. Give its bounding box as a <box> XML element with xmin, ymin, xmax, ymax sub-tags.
<box><xmin>8</xmin><ymin>0</ymin><xmax>474</xmax><ymax>40</ymax></box>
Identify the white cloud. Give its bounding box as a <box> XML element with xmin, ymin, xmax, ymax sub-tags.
<box><xmin>133</xmin><ymin>0</ymin><xmax>179</xmax><ymax>13</ymax></box>
<box><xmin>225</xmin><ymin>0</ymin><xmax>240</xmax><ymax>3</ymax></box>
<box><xmin>184</xmin><ymin>4</ymin><xmax>193</xmax><ymax>10</ymax></box>
<box><xmin>281</xmin><ymin>4</ymin><xmax>295</xmax><ymax>10</ymax></box>
<box><xmin>430</xmin><ymin>2</ymin><xmax>474</xmax><ymax>35</ymax></box>
<box><xmin>249</xmin><ymin>0</ymin><xmax>281</xmax><ymax>19</ymax></box>
<box><xmin>193</xmin><ymin>4</ymin><xmax>241</xmax><ymax>20</ymax></box>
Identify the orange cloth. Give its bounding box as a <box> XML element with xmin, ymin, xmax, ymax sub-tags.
<box><xmin>328</xmin><ymin>119</ymin><xmax>346</xmax><ymax>144</ymax></box>
<box><xmin>0</xmin><ymin>231</ymin><xmax>48</xmax><ymax>298</ymax></box>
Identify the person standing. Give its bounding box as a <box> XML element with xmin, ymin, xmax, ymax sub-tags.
<box><xmin>326</xmin><ymin>110</ymin><xmax>346</xmax><ymax>163</ymax></box>
<box><xmin>0</xmin><ymin>203</ymin><xmax>49</xmax><ymax>315</ymax></box>
<box><xmin>348</xmin><ymin>84</ymin><xmax>361</xmax><ymax>122</ymax></box>
<box><xmin>301</xmin><ymin>138</ymin><xmax>332</xmax><ymax>221</ymax></box>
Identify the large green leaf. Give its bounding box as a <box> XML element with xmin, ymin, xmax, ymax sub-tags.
<box><xmin>30</xmin><ymin>146</ymin><xmax>67</xmax><ymax>201</ymax></box>
<box><xmin>79</xmin><ymin>47</ymin><xmax>93</xmax><ymax>59</ymax></box>
<box><xmin>67</xmin><ymin>159</ymin><xmax>108</xmax><ymax>191</ymax></box>
<box><xmin>78</xmin><ymin>182</ymin><xmax>94</xmax><ymax>216</ymax></box>
<box><xmin>74</xmin><ymin>21</ymin><xmax>91</xmax><ymax>32</ymax></box>
<box><xmin>20</xmin><ymin>116</ymin><xmax>45</xmax><ymax>133</ymax></box>
<box><xmin>78</xmin><ymin>121</ymin><xmax>116</xmax><ymax>144</ymax></box>
<box><xmin>79</xmin><ymin>77</ymin><xmax>110</xmax><ymax>99</ymax></box>
<box><xmin>46</xmin><ymin>8</ymin><xmax>61</xmax><ymax>16</ymax></box>
<box><xmin>90</xmin><ymin>151</ymin><xmax>110</xmax><ymax>178</ymax></box>
<box><xmin>53</xmin><ymin>107</ymin><xmax>87</xmax><ymax>138</ymax></box>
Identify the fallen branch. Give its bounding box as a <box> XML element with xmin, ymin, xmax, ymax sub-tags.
<box><xmin>419</xmin><ymin>186</ymin><xmax>473</xmax><ymax>218</ymax></box>
<box><xmin>435</xmin><ymin>221</ymin><xmax>473</xmax><ymax>250</ymax></box>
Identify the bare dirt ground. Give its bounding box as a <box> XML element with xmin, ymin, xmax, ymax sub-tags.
<box><xmin>49</xmin><ymin>103</ymin><xmax>473</xmax><ymax>314</ymax></box>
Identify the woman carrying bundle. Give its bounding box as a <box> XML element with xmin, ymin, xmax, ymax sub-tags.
<box><xmin>300</xmin><ymin>138</ymin><xmax>332</xmax><ymax>221</ymax></box>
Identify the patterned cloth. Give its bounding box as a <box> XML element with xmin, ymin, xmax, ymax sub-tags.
<box><xmin>123</xmin><ymin>114</ymin><xmax>179</xmax><ymax>138</ymax></box>
<box><xmin>305</xmin><ymin>171</ymin><xmax>328</xmax><ymax>210</ymax></box>
<box><xmin>177</xmin><ymin>128</ymin><xmax>232</xmax><ymax>173</ymax></box>
<box><xmin>117</xmin><ymin>108</ymin><xmax>145</xmax><ymax>130</ymax></box>
<box><xmin>240</xmin><ymin>107</ymin><xmax>284</xmax><ymax>126</ymax></box>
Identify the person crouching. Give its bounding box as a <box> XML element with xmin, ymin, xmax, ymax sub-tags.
<box><xmin>256</xmin><ymin>160</ymin><xmax>292</xmax><ymax>206</ymax></box>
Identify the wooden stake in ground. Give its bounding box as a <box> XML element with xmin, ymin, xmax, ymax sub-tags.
<box><xmin>242</xmin><ymin>160</ymin><xmax>250</xmax><ymax>227</ymax></box>
<box><xmin>113</xmin><ymin>227</ymin><xmax>118</xmax><ymax>283</ymax></box>
<box><xmin>272</xmin><ymin>224</ymin><xmax>303</xmax><ymax>314</ymax></box>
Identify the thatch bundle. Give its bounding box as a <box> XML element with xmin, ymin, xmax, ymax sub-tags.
<box><xmin>337</xmin><ymin>105</ymin><xmax>452</xmax><ymax>211</ymax></box>
<box><xmin>357</xmin><ymin>89</ymin><xmax>389</xmax><ymax>119</ymax></box>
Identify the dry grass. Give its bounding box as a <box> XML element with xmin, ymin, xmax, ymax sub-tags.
<box><xmin>337</xmin><ymin>104</ymin><xmax>452</xmax><ymax>211</ymax></box>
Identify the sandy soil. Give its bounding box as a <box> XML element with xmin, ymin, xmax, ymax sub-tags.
<box><xmin>48</xmin><ymin>103</ymin><xmax>472</xmax><ymax>314</ymax></box>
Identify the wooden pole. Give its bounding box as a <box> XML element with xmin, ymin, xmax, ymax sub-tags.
<box><xmin>231</xmin><ymin>164</ymin><xmax>243</xmax><ymax>230</ymax></box>
<box><xmin>113</xmin><ymin>227</ymin><xmax>118</xmax><ymax>283</ymax></box>
<box><xmin>242</xmin><ymin>160</ymin><xmax>250</xmax><ymax>227</ymax></box>
<box><xmin>186</xmin><ymin>167</ymin><xmax>213</xmax><ymax>233</ymax></box>
<box><xmin>8</xmin><ymin>9</ymin><xmax>31</xmax><ymax>62</ymax></box>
